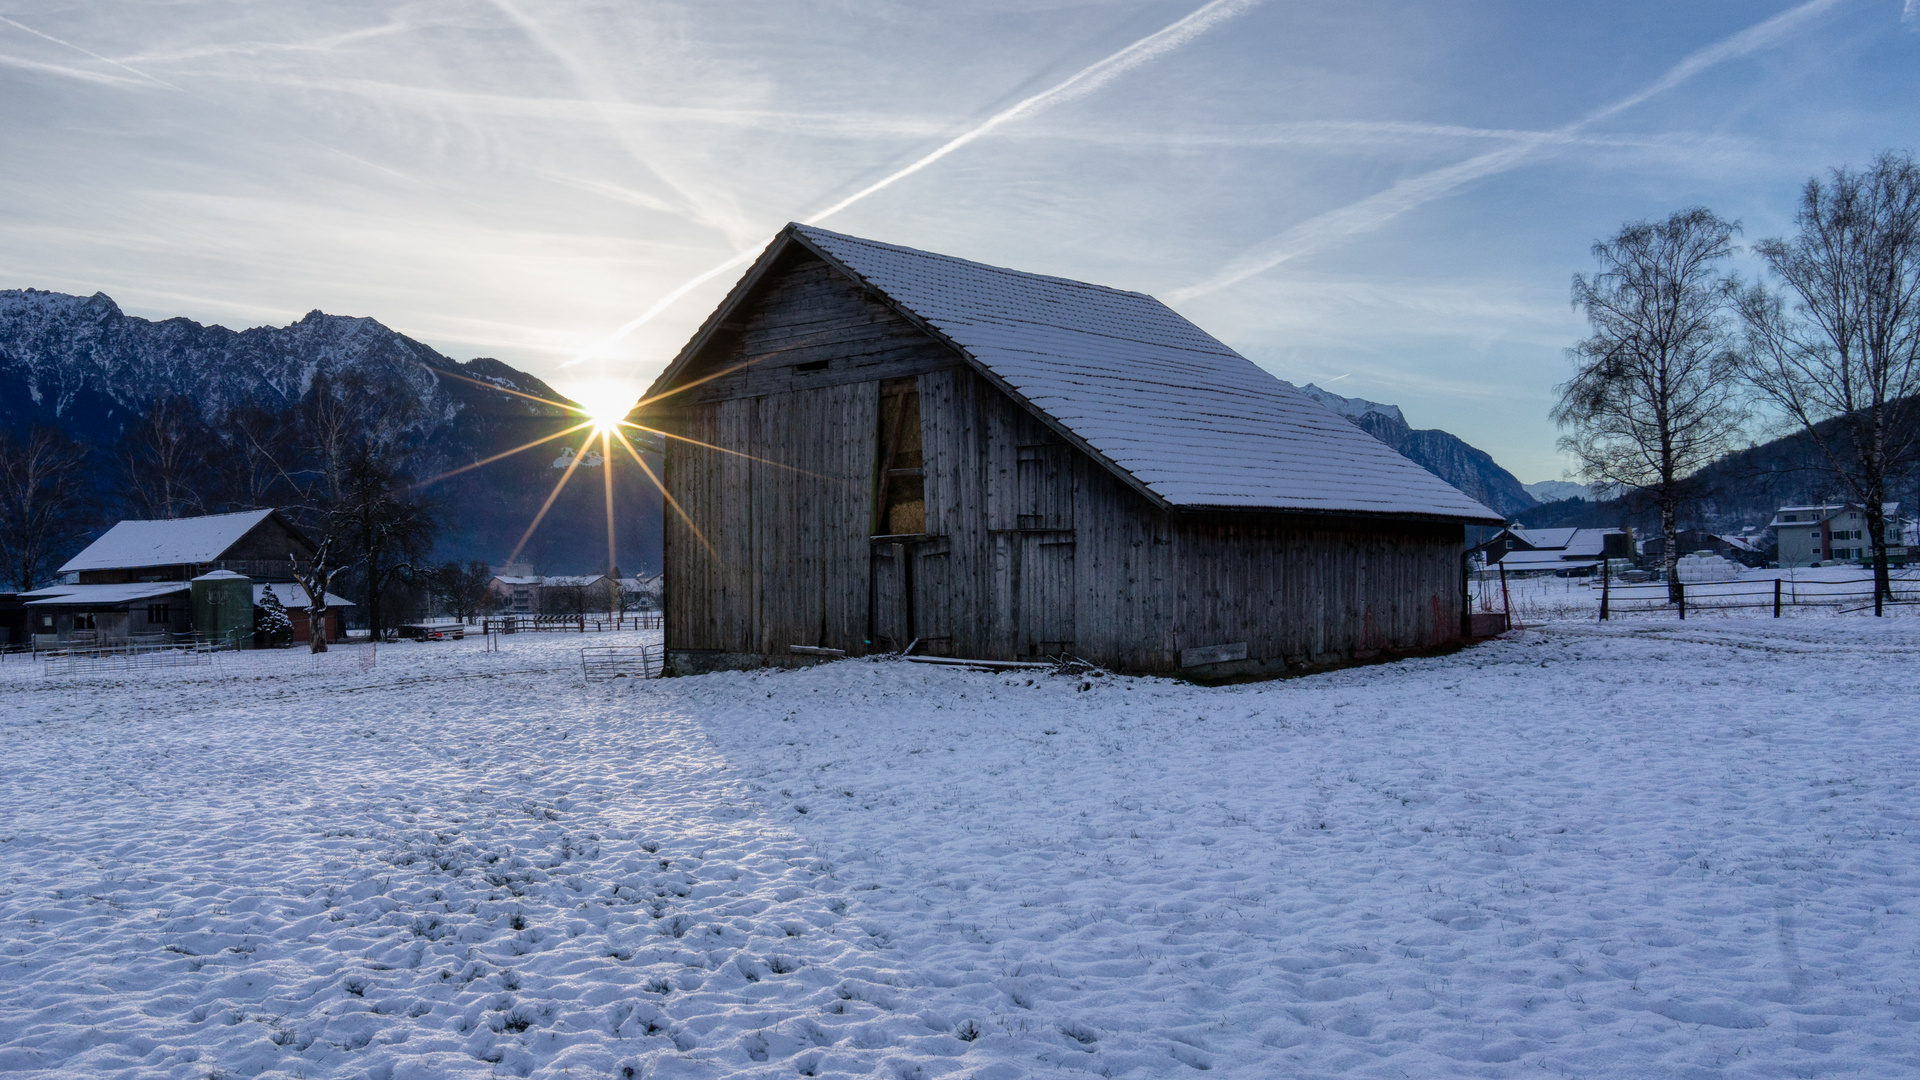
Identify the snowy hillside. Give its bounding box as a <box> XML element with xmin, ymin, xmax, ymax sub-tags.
<box><xmin>1524</xmin><ymin>480</ymin><xmax>1591</xmax><ymax>503</ymax></box>
<box><xmin>2</xmin><ymin>623</ymin><xmax>1916</xmax><ymax>1078</ymax></box>
<box><xmin>1293</xmin><ymin>382</ymin><xmax>1405</xmax><ymax>424</ymax></box>
<box><xmin>1293</xmin><ymin>382</ymin><xmax>1536</xmax><ymax>516</ymax></box>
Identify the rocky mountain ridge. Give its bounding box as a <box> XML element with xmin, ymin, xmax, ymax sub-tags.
<box><xmin>0</xmin><ymin>289</ymin><xmax>663</xmax><ymax>573</ymax></box>
<box><xmin>1290</xmin><ymin>381</ymin><xmax>1537</xmax><ymax>518</ymax></box>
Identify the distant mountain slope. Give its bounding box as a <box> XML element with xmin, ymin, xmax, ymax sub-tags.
<box><xmin>1293</xmin><ymin>383</ymin><xmax>1536</xmax><ymax>518</ymax></box>
<box><xmin>1514</xmin><ymin>405</ymin><xmax>1920</xmax><ymax>535</ymax></box>
<box><xmin>0</xmin><ymin>289</ymin><xmax>661</xmax><ymax>572</ymax></box>
<box><xmin>1522</xmin><ymin>480</ymin><xmax>1588</xmax><ymax>503</ymax></box>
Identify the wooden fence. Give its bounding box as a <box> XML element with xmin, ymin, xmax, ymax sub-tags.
<box><xmin>1593</xmin><ymin>575</ymin><xmax>1915</xmax><ymax>620</ymax></box>
<box><xmin>483</xmin><ymin>612</ymin><xmax>664</xmax><ymax>635</ymax></box>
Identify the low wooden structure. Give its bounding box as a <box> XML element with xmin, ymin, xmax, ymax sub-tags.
<box><xmin>645</xmin><ymin>224</ymin><xmax>1503</xmax><ymax>678</ymax></box>
<box><xmin>29</xmin><ymin>510</ymin><xmax>349</xmax><ymax>645</ymax></box>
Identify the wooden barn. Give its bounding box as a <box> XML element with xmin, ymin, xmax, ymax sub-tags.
<box><xmin>644</xmin><ymin>224</ymin><xmax>1504</xmax><ymax>679</ymax></box>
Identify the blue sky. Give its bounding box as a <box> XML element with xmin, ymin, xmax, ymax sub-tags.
<box><xmin>2</xmin><ymin>1</ymin><xmax>1918</xmax><ymax>482</ymax></box>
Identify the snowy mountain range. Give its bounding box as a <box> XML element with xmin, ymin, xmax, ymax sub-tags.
<box><xmin>1292</xmin><ymin>382</ymin><xmax>1536</xmax><ymax>518</ymax></box>
<box><xmin>1522</xmin><ymin>480</ymin><xmax>1592</xmax><ymax>504</ymax></box>
<box><xmin>0</xmin><ymin>289</ymin><xmax>663</xmax><ymax>572</ymax></box>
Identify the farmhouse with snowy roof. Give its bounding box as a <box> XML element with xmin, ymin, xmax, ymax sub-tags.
<box><xmin>1476</xmin><ymin>525</ymin><xmax>1632</xmax><ymax>576</ymax></box>
<box><xmin>25</xmin><ymin>509</ymin><xmax>350</xmax><ymax>645</ymax></box>
<box><xmin>644</xmin><ymin>224</ymin><xmax>1503</xmax><ymax>678</ymax></box>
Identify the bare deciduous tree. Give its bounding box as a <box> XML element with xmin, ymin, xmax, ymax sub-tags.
<box><xmin>291</xmin><ymin>534</ymin><xmax>343</xmax><ymax>654</ymax></box>
<box><xmin>117</xmin><ymin>395</ymin><xmax>215</xmax><ymax>519</ymax></box>
<box><xmin>333</xmin><ymin>447</ymin><xmax>437</xmax><ymax>641</ymax></box>
<box><xmin>1739</xmin><ymin>151</ymin><xmax>1920</xmax><ymax>615</ymax></box>
<box><xmin>0</xmin><ymin>426</ymin><xmax>94</xmax><ymax>591</ymax></box>
<box><xmin>426</xmin><ymin>559</ymin><xmax>496</xmax><ymax>623</ymax></box>
<box><xmin>1553</xmin><ymin>208</ymin><xmax>1748</xmax><ymax>599</ymax></box>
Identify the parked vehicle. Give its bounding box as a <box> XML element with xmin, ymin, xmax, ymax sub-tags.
<box><xmin>396</xmin><ymin>623</ymin><xmax>465</xmax><ymax>642</ymax></box>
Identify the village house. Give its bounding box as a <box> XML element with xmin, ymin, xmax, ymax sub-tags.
<box><xmin>1769</xmin><ymin>503</ymin><xmax>1906</xmax><ymax>567</ymax></box>
<box><xmin>486</xmin><ymin>572</ymin><xmax>632</xmax><ymax>615</ymax></box>
<box><xmin>644</xmin><ymin>223</ymin><xmax>1503</xmax><ymax>679</ymax></box>
<box><xmin>24</xmin><ymin>509</ymin><xmax>350</xmax><ymax>646</ymax></box>
<box><xmin>488</xmin><ymin>573</ymin><xmax>543</xmax><ymax>614</ymax></box>
<box><xmin>1638</xmin><ymin>529</ymin><xmax>1768</xmax><ymax>568</ymax></box>
<box><xmin>1473</xmin><ymin>525</ymin><xmax>1632</xmax><ymax>576</ymax></box>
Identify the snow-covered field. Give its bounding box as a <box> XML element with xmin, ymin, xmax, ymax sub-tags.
<box><xmin>3</xmin><ymin>622</ymin><xmax>1917</xmax><ymax>1078</ymax></box>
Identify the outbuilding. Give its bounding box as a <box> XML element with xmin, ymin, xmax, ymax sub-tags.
<box><xmin>644</xmin><ymin>224</ymin><xmax>1503</xmax><ymax>678</ymax></box>
<box><xmin>31</xmin><ymin>509</ymin><xmax>351</xmax><ymax>645</ymax></box>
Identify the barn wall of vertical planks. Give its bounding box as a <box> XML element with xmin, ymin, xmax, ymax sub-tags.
<box><xmin>648</xmin><ymin>226</ymin><xmax>1496</xmax><ymax>678</ymax></box>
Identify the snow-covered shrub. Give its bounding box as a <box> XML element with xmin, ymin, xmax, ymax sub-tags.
<box><xmin>255</xmin><ymin>585</ymin><xmax>294</xmax><ymax>647</ymax></box>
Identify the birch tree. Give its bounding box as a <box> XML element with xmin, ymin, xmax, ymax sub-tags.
<box><xmin>0</xmin><ymin>426</ymin><xmax>94</xmax><ymax>591</ymax></box>
<box><xmin>1553</xmin><ymin>208</ymin><xmax>1747</xmax><ymax>599</ymax></box>
<box><xmin>1739</xmin><ymin>152</ymin><xmax>1920</xmax><ymax>615</ymax></box>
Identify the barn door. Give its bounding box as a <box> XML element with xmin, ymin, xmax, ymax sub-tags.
<box><xmin>870</xmin><ymin>541</ymin><xmax>909</xmax><ymax>651</ymax></box>
<box><xmin>869</xmin><ymin>538</ymin><xmax>952</xmax><ymax>653</ymax></box>
<box><xmin>1014</xmin><ymin>442</ymin><xmax>1075</xmax><ymax>656</ymax></box>
<box><xmin>1019</xmin><ymin>532</ymin><xmax>1075</xmax><ymax>655</ymax></box>
<box><xmin>911</xmin><ymin>536</ymin><xmax>952</xmax><ymax>654</ymax></box>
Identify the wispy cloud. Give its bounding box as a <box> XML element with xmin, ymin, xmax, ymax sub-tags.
<box><xmin>1168</xmin><ymin>0</ymin><xmax>1849</xmax><ymax>302</ymax></box>
<box><xmin>567</xmin><ymin>0</ymin><xmax>1268</xmax><ymax>365</ymax></box>
<box><xmin>0</xmin><ymin>13</ymin><xmax>179</xmax><ymax>89</ymax></box>
<box><xmin>0</xmin><ymin>52</ymin><xmax>149</xmax><ymax>86</ymax></box>
<box><xmin>115</xmin><ymin>21</ymin><xmax>409</xmax><ymax>65</ymax></box>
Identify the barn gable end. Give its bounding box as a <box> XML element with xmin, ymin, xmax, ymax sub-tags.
<box><xmin>648</xmin><ymin>225</ymin><xmax>1496</xmax><ymax>677</ymax></box>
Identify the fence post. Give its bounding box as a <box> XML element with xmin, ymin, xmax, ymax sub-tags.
<box><xmin>1599</xmin><ymin>561</ymin><xmax>1610</xmax><ymax>622</ymax></box>
<box><xmin>1773</xmin><ymin>578</ymin><xmax>1781</xmax><ymax>618</ymax></box>
<box><xmin>1677</xmin><ymin>579</ymin><xmax>1686</xmax><ymax>621</ymax></box>
<box><xmin>1498</xmin><ymin>564</ymin><xmax>1513</xmax><ymax>629</ymax></box>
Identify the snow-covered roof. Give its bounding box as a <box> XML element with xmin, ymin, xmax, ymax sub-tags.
<box><xmin>253</xmin><ymin>583</ymin><xmax>353</xmax><ymax>609</ymax></box>
<box><xmin>1768</xmin><ymin>503</ymin><xmax>1900</xmax><ymax>528</ymax></box>
<box><xmin>541</xmin><ymin>574</ymin><xmax>606</xmax><ymax>587</ymax></box>
<box><xmin>1494</xmin><ymin>526</ymin><xmax>1619</xmax><ymax>561</ymax></box>
<box><xmin>1511</xmin><ymin>527</ymin><xmax>1579</xmax><ymax>551</ymax></box>
<box><xmin>492</xmin><ymin>576</ymin><xmax>541</xmax><ymax>586</ymax></box>
<box><xmin>59</xmin><ymin>510</ymin><xmax>278</xmax><ymax>573</ymax></box>
<box><xmin>1559</xmin><ymin>530</ymin><xmax>1613</xmax><ymax>559</ymax></box>
<box><xmin>658</xmin><ymin>224</ymin><xmax>1502</xmax><ymax>524</ymax></box>
<box><xmin>1499</xmin><ymin>550</ymin><xmax>1601</xmax><ymax>572</ymax></box>
<box><xmin>21</xmin><ymin>581</ymin><xmax>191</xmax><ymax>606</ymax></box>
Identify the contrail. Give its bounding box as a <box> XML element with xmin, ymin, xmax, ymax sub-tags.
<box><xmin>566</xmin><ymin>0</ymin><xmax>1265</xmax><ymax>367</ymax></box>
<box><xmin>0</xmin><ymin>14</ymin><xmax>181</xmax><ymax>90</ymax></box>
<box><xmin>1167</xmin><ymin>0</ymin><xmax>1849</xmax><ymax>303</ymax></box>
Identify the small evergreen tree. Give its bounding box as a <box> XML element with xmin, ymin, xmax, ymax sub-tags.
<box><xmin>255</xmin><ymin>584</ymin><xmax>293</xmax><ymax>647</ymax></box>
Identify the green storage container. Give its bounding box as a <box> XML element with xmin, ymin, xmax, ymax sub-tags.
<box><xmin>192</xmin><ymin>570</ymin><xmax>254</xmax><ymax>649</ymax></box>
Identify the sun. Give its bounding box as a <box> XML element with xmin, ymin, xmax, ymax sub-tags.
<box><xmin>565</xmin><ymin>379</ymin><xmax>641</xmax><ymax>433</ymax></box>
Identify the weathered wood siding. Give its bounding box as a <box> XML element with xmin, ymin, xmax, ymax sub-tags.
<box><xmin>661</xmin><ymin>254</ymin><xmax>959</xmax><ymax>663</ymax></box>
<box><xmin>661</xmin><ymin>253</ymin><xmax>1467</xmax><ymax>676</ymax></box>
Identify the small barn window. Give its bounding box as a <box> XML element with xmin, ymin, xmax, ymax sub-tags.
<box><xmin>1016</xmin><ymin>444</ymin><xmax>1074</xmax><ymax>530</ymax></box>
<box><xmin>793</xmin><ymin>359</ymin><xmax>830</xmax><ymax>374</ymax></box>
<box><xmin>146</xmin><ymin>604</ymin><xmax>171</xmax><ymax>624</ymax></box>
<box><xmin>874</xmin><ymin>378</ymin><xmax>925</xmax><ymax>536</ymax></box>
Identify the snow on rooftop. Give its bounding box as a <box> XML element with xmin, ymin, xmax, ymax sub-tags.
<box><xmin>786</xmin><ymin>225</ymin><xmax>1502</xmax><ymax>523</ymax></box>
<box><xmin>59</xmin><ymin>510</ymin><xmax>278</xmax><ymax>573</ymax></box>
<box><xmin>21</xmin><ymin>581</ymin><xmax>191</xmax><ymax>606</ymax></box>
<box><xmin>253</xmin><ymin>583</ymin><xmax>353</xmax><ymax>609</ymax></box>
